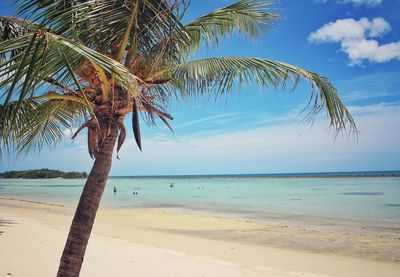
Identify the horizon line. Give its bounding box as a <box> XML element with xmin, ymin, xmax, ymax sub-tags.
<box><xmin>109</xmin><ymin>170</ymin><xmax>400</xmax><ymax>179</ymax></box>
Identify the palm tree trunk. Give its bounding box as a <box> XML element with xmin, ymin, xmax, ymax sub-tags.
<box><xmin>57</xmin><ymin>122</ymin><xmax>118</xmax><ymax>277</ymax></box>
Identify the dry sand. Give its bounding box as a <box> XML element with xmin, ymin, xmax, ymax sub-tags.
<box><xmin>1</xmin><ymin>198</ymin><xmax>399</xmax><ymax>276</ymax></box>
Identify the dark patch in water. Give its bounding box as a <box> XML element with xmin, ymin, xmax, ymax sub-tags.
<box><xmin>39</xmin><ymin>185</ymin><xmax>83</xmax><ymax>188</ymax></box>
<box><xmin>290</xmin><ymin>198</ymin><xmax>301</xmax><ymax>201</ymax></box>
<box><xmin>341</xmin><ymin>192</ymin><xmax>383</xmax><ymax>196</ymax></box>
<box><xmin>6</xmin><ymin>184</ymin><xmax>83</xmax><ymax>188</ymax></box>
<box><xmin>387</xmin><ymin>204</ymin><xmax>400</xmax><ymax>207</ymax></box>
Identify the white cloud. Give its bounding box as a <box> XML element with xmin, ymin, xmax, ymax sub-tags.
<box><xmin>309</xmin><ymin>18</ymin><xmax>391</xmax><ymax>42</ymax></box>
<box><xmin>308</xmin><ymin>17</ymin><xmax>400</xmax><ymax>64</ymax></box>
<box><xmin>309</xmin><ymin>18</ymin><xmax>365</xmax><ymax>42</ymax></box>
<box><xmin>341</xmin><ymin>0</ymin><xmax>383</xmax><ymax>6</ymax></box>
<box><xmin>365</xmin><ymin>17</ymin><xmax>391</xmax><ymax>37</ymax></box>
<box><xmin>315</xmin><ymin>0</ymin><xmax>383</xmax><ymax>7</ymax></box>
<box><xmin>340</xmin><ymin>72</ymin><xmax>400</xmax><ymax>101</ymax></box>
<box><xmin>175</xmin><ymin>112</ymin><xmax>250</xmax><ymax>129</ymax></box>
<box><xmin>309</xmin><ymin>18</ymin><xmax>390</xmax><ymax>42</ymax></box>
<box><xmin>348</xmin><ymin>102</ymin><xmax>399</xmax><ymax>114</ymax></box>
<box><xmin>342</xmin><ymin>39</ymin><xmax>400</xmax><ymax>63</ymax></box>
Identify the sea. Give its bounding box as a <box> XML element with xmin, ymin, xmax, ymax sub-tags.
<box><xmin>1</xmin><ymin>171</ymin><xmax>400</xmax><ymax>236</ymax></box>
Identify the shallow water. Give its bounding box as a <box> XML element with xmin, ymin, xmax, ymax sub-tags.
<box><xmin>1</xmin><ymin>176</ymin><xmax>400</xmax><ymax>226</ymax></box>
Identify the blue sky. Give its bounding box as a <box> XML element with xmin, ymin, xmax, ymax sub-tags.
<box><xmin>1</xmin><ymin>0</ymin><xmax>400</xmax><ymax>175</ymax></box>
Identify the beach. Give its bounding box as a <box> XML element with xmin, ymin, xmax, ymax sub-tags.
<box><xmin>1</xmin><ymin>0</ymin><xmax>400</xmax><ymax>275</ymax></box>
<box><xmin>1</xmin><ymin>197</ymin><xmax>400</xmax><ymax>277</ymax></box>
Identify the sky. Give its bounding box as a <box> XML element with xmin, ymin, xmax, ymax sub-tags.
<box><xmin>1</xmin><ymin>0</ymin><xmax>400</xmax><ymax>175</ymax></box>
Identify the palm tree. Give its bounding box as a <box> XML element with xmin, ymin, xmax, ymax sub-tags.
<box><xmin>0</xmin><ymin>0</ymin><xmax>356</xmax><ymax>276</ymax></box>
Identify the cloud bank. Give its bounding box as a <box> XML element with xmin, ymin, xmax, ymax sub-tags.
<box><xmin>308</xmin><ymin>17</ymin><xmax>400</xmax><ymax>64</ymax></box>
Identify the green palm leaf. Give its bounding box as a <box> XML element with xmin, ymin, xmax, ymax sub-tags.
<box><xmin>0</xmin><ymin>31</ymin><xmax>141</xmax><ymax>104</ymax></box>
<box><xmin>0</xmin><ymin>98</ymin><xmax>86</xmax><ymax>154</ymax></box>
<box><xmin>182</xmin><ymin>0</ymin><xmax>278</xmax><ymax>52</ymax></box>
<box><xmin>148</xmin><ymin>0</ymin><xmax>278</xmax><ymax>65</ymax></box>
<box><xmin>16</xmin><ymin>99</ymin><xmax>86</xmax><ymax>153</ymax></box>
<box><xmin>170</xmin><ymin>57</ymin><xmax>356</xmax><ymax>132</ymax></box>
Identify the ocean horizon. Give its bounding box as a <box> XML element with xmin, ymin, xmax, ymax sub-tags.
<box><xmin>109</xmin><ymin>170</ymin><xmax>400</xmax><ymax>179</ymax></box>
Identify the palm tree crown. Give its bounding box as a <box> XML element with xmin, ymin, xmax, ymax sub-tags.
<box><xmin>0</xmin><ymin>0</ymin><xmax>355</xmax><ymax>157</ymax></box>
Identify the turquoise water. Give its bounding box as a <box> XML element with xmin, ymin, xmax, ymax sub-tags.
<box><xmin>1</xmin><ymin>177</ymin><xmax>400</xmax><ymax>227</ymax></box>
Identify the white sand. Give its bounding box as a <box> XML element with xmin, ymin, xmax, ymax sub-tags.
<box><xmin>1</xmin><ymin>199</ymin><xmax>399</xmax><ymax>277</ymax></box>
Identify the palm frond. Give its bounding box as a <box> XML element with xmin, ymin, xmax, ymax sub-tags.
<box><xmin>16</xmin><ymin>99</ymin><xmax>86</xmax><ymax>153</ymax></box>
<box><xmin>0</xmin><ymin>30</ymin><xmax>141</xmax><ymax>107</ymax></box>
<box><xmin>180</xmin><ymin>0</ymin><xmax>278</xmax><ymax>53</ymax></box>
<box><xmin>0</xmin><ymin>99</ymin><xmax>36</xmax><ymax>153</ymax></box>
<box><xmin>0</xmin><ymin>98</ymin><xmax>87</xmax><ymax>154</ymax></box>
<box><xmin>14</xmin><ymin>0</ymin><xmax>95</xmax><ymax>35</ymax></box>
<box><xmin>170</xmin><ymin>57</ymin><xmax>356</xmax><ymax>133</ymax></box>
<box><xmin>13</xmin><ymin>0</ymin><xmax>187</xmax><ymax>57</ymax></box>
<box><xmin>0</xmin><ymin>16</ymin><xmax>33</xmax><ymax>41</ymax></box>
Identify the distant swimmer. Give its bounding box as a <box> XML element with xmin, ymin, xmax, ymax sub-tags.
<box><xmin>113</xmin><ymin>186</ymin><xmax>117</xmax><ymax>194</ymax></box>
<box><xmin>170</xmin><ymin>182</ymin><xmax>175</xmax><ymax>188</ymax></box>
<box><xmin>133</xmin><ymin>191</ymin><xmax>138</xmax><ymax>195</ymax></box>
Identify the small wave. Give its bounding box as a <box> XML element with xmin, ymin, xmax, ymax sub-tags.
<box><xmin>0</xmin><ymin>197</ymin><xmax>65</xmax><ymax>207</ymax></box>
<box><xmin>231</xmin><ymin>196</ymin><xmax>248</xmax><ymax>199</ymax></box>
<box><xmin>387</xmin><ymin>204</ymin><xmax>400</xmax><ymax>207</ymax></box>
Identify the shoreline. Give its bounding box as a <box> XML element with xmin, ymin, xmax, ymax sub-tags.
<box><xmin>3</xmin><ymin>196</ymin><xmax>400</xmax><ymax>239</ymax></box>
<box><xmin>2</xmin><ymin>196</ymin><xmax>400</xmax><ymax>239</ymax></box>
